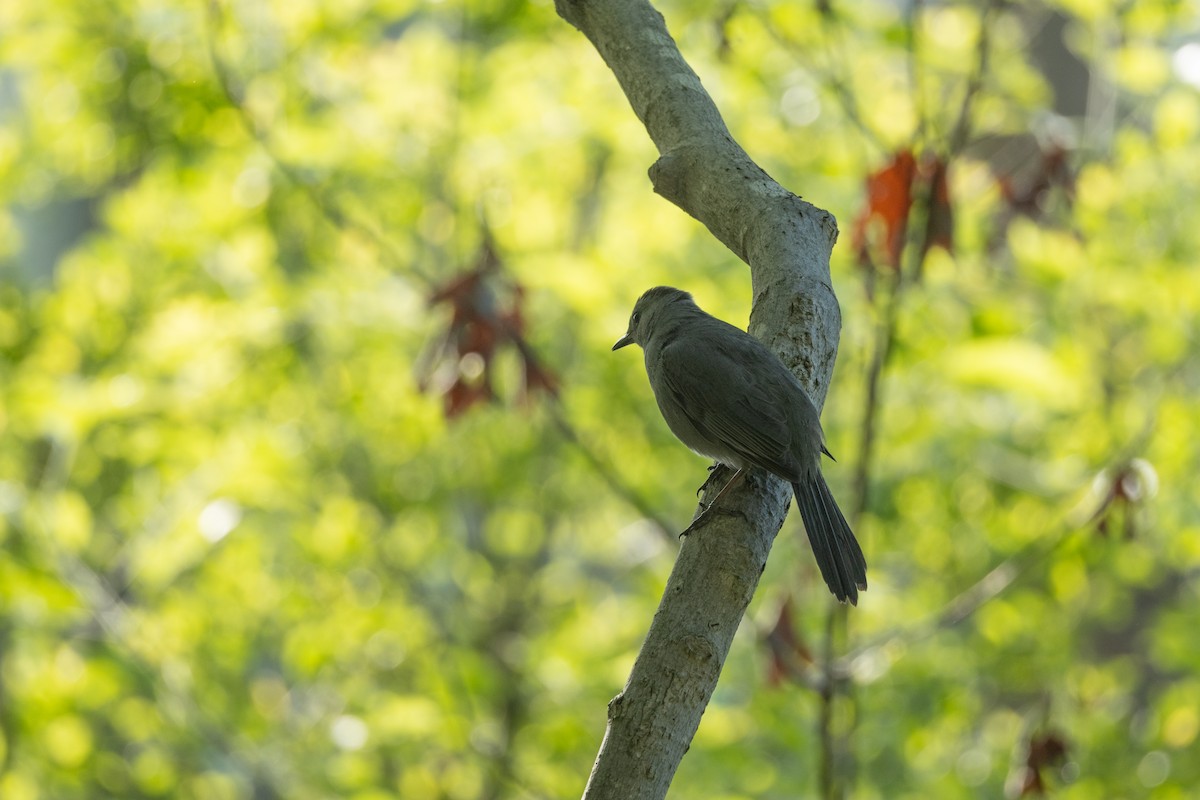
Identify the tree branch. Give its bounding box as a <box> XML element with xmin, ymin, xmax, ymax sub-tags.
<box><xmin>558</xmin><ymin>1</ymin><xmax>844</xmax><ymax>797</ymax></box>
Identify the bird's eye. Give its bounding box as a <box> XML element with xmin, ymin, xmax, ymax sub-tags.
<box><xmin>631</xmin><ymin>311</ymin><xmax>641</xmax><ymax>326</ymax></box>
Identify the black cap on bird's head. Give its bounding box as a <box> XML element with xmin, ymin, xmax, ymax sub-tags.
<box><xmin>612</xmin><ymin>286</ymin><xmax>695</xmax><ymax>351</ymax></box>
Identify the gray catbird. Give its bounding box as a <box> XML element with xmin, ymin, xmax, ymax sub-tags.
<box><xmin>614</xmin><ymin>286</ymin><xmax>868</xmax><ymax>604</ymax></box>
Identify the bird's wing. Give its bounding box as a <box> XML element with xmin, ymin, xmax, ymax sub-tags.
<box><xmin>658</xmin><ymin>334</ymin><xmax>798</xmax><ymax>479</ymax></box>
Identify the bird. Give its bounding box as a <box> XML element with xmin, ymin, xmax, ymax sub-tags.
<box><xmin>613</xmin><ymin>286</ymin><xmax>867</xmax><ymax>604</ymax></box>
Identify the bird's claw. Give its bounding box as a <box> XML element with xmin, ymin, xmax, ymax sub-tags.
<box><xmin>680</xmin><ymin>502</ymin><xmax>716</xmax><ymax>539</ymax></box>
<box><xmin>696</xmin><ymin>463</ymin><xmax>723</xmax><ymax>497</ymax></box>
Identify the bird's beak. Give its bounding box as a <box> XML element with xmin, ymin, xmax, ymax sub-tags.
<box><xmin>612</xmin><ymin>333</ymin><xmax>633</xmax><ymax>351</ymax></box>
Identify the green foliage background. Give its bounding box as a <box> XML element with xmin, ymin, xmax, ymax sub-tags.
<box><xmin>2</xmin><ymin>0</ymin><xmax>1198</xmax><ymax>798</ymax></box>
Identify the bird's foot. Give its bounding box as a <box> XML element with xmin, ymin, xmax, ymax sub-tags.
<box><xmin>679</xmin><ymin>504</ymin><xmax>716</xmax><ymax>539</ymax></box>
<box><xmin>681</xmin><ymin>467</ymin><xmax>746</xmax><ymax>539</ymax></box>
<box><xmin>695</xmin><ymin>463</ymin><xmax>724</xmax><ymax>498</ymax></box>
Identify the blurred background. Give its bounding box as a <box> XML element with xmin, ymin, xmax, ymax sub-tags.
<box><xmin>2</xmin><ymin>0</ymin><xmax>1199</xmax><ymax>798</ymax></box>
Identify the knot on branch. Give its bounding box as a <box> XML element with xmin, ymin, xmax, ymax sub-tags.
<box><xmin>553</xmin><ymin>0</ymin><xmax>585</xmax><ymax>29</ymax></box>
<box><xmin>648</xmin><ymin>153</ymin><xmax>685</xmax><ymax>206</ymax></box>
<box><xmin>678</xmin><ymin>634</ymin><xmax>720</xmax><ymax>683</ymax></box>
<box><xmin>607</xmin><ymin>691</ymin><xmax>627</xmax><ymax>720</ymax></box>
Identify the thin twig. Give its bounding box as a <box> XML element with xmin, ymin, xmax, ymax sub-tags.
<box><xmin>843</xmin><ymin>417</ymin><xmax>1159</xmax><ymax>670</ymax></box>
<box><xmin>851</xmin><ymin>268</ymin><xmax>903</xmax><ymax>518</ymax></box>
<box><xmin>816</xmin><ymin>0</ymin><xmax>1002</xmax><ymax>785</ymax></box>
<box><xmin>948</xmin><ymin>0</ymin><xmax>1003</xmax><ymax>156</ymax></box>
<box><xmin>203</xmin><ymin>0</ymin><xmax>439</xmax><ymax>286</ymax></box>
<box><xmin>548</xmin><ymin>404</ymin><xmax>677</xmax><ymax>541</ymax></box>
<box><xmin>758</xmin><ymin>5</ymin><xmax>888</xmax><ymax>154</ymax></box>
<box><xmin>817</xmin><ymin>607</ymin><xmax>838</xmax><ymax>798</ymax></box>
<box><xmin>841</xmin><ymin>507</ymin><xmax>1077</xmax><ymax>669</ymax></box>
<box><xmin>22</xmin><ymin>440</ymin><xmax>285</xmax><ymax>798</ymax></box>
<box><xmin>907</xmin><ymin>0</ymin><xmax>928</xmax><ymax>144</ymax></box>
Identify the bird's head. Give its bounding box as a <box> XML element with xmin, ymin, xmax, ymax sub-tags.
<box><xmin>612</xmin><ymin>286</ymin><xmax>695</xmax><ymax>351</ymax></box>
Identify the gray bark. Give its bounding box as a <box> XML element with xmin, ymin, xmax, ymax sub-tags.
<box><xmin>557</xmin><ymin>1</ymin><xmax>842</xmax><ymax>798</ymax></box>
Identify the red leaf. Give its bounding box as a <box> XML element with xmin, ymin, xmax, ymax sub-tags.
<box><xmin>1018</xmin><ymin>730</ymin><xmax>1069</xmax><ymax>796</ymax></box>
<box><xmin>993</xmin><ymin>141</ymin><xmax>1074</xmax><ymax>219</ymax></box>
<box><xmin>424</xmin><ymin>229</ymin><xmax>559</xmax><ymax>418</ymax></box>
<box><xmin>1027</xmin><ymin>731</ymin><xmax>1068</xmax><ymax>769</ymax></box>
<box><xmin>1018</xmin><ymin>767</ymin><xmax>1045</xmax><ymax>797</ymax></box>
<box><xmin>851</xmin><ymin>150</ymin><xmax>918</xmax><ymax>271</ymax></box>
<box><xmin>762</xmin><ymin>597</ymin><xmax>814</xmax><ymax>687</ymax></box>
<box><xmin>922</xmin><ymin>155</ymin><xmax>954</xmax><ymax>256</ymax></box>
<box><xmin>444</xmin><ymin>376</ymin><xmax>494</xmax><ymax>419</ymax></box>
<box><xmin>1088</xmin><ymin>462</ymin><xmax>1149</xmax><ymax>540</ymax></box>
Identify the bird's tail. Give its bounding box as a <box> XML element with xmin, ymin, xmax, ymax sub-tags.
<box><xmin>792</xmin><ymin>475</ymin><xmax>868</xmax><ymax>605</ymax></box>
